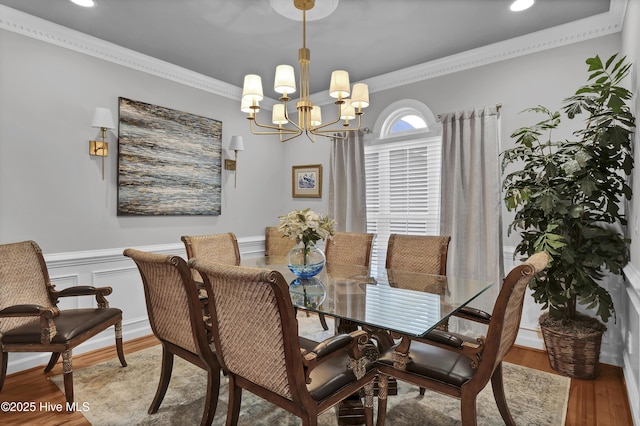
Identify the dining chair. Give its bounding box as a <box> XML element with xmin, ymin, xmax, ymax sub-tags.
<box><xmin>0</xmin><ymin>240</ymin><xmax>126</xmax><ymax>407</ymax></box>
<box><xmin>123</xmin><ymin>248</ymin><xmax>221</xmax><ymax>426</ymax></box>
<box><xmin>325</xmin><ymin>231</ymin><xmax>375</xmax><ymax>268</ymax></box>
<box><xmin>181</xmin><ymin>232</ymin><xmax>241</xmax><ymax>317</ymax></box>
<box><xmin>189</xmin><ymin>259</ymin><xmax>377</xmax><ymax>426</ymax></box>
<box><xmin>181</xmin><ymin>232</ymin><xmax>241</xmax><ymax>276</ymax></box>
<box><xmin>319</xmin><ymin>231</ymin><xmax>375</xmax><ymax>331</ymax></box>
<box><xmin>264</xmin><ymin>226</ymin><xmax>297</xmax><ymax>259</ymax></box>
<box><xmin>385</xmin><ymin>234</ymin><xmax>450</xmax><ymax>275</ymax></box>
<box><xmin>375</xmin><ymin>252</ymin><xmax>550</xmax><ymax>426</ymax></box>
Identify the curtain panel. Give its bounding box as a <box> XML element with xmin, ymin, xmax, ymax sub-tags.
<box><xmin>439</xmin><ymin>106</ymin><xmax>503</xmax><ymax>321</ymax></box>
<box><xmin>328</xmin><ymin>131</ymin><xmax>367</xmax><ymax>232</ymax></box>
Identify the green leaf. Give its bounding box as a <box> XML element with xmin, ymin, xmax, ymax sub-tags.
<box><xmin>586</xmin><ymin>55</ymin><xmax>603</xmax><ymax>71</ymax></box>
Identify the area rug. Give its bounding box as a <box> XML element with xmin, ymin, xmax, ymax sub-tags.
<box><xmin>51</xmin><ymin>315</ymin><xmax>569</xmax><ymax>425</ymax></box>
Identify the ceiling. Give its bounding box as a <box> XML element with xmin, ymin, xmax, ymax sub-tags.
<box><xmin>0</xmin><ymin>0</ymin><xmax>612</xmax><ymax>95</ymax></box>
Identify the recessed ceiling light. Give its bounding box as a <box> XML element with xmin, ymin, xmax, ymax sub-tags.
<box><xmin>70</xmin><ymin>0</ymin><xmax>95</xmax><ymax>7</ymax></box>
<box><xmin>509</xmin><ymin>0</ymin><xmax>535</xmax><ymax>12</ymax></box>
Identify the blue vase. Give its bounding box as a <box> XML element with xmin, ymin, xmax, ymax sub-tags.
<box><xmin>287</xmin><ymin>241</ymin><xmax>326</xmax><ymax>279</ymax></box>
<box><xmin>289</xmin><ymin>277</ymin><xmax>326</xmax><ymax>308</ymax></box>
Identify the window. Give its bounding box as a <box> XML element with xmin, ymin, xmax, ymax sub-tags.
<box><xmin>365</xmin><ymin>101</ymin><xmax>441</xmax><ymax>274</ymax></box>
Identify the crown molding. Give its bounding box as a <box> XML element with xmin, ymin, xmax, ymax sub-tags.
<box><xmin>0</xmin><ymin>5</ymin><xmax>243</xmax><ymax>101</ymax></box>
<box><xmin>312</xmin><ymin>0</ymin><xmax>627</xmax><ymax>106</ymax></box>
<box><xmin>1</xmin><ymin>1</ymin><xmax>627</xmax><ymax>108</ymax></box>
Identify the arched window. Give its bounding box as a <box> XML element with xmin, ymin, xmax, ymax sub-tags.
<box><xmin>365</xmin><ymin>100</ymin><xmax>441</xmax><ymax>273</ymax></box>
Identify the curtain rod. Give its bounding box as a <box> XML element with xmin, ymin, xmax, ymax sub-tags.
<box><xmin>437</xmin><ymin>103</ymin><xmax>502</xmax><ymax>121</ymax></box>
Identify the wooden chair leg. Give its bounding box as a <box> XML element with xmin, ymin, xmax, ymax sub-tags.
<box><xmin>376</xmin><ymin>374</ymin><xmax>389</xmax><ymax>426</ymax></box>
<box><xmin>149</xmin><ymin>345</ymin><xmax>174</xmax><ymax>414</ymax></box>
<box><xmin>226</xmin><ymin>375</ymin><xmax>243</xmax><ymax>426</ymax></box>
<box><xmin>44</xmin><ymin>352</ymin><xmax>61</xmax><ymax>373</ymax></box>
<box><xmin>319</xmin><ymin>313</ymin><xmax>329</xmax><ymax>331</ymax></box>
<box><xmin>115</xmin><ymin>321</ymin><xmax>127</xmax><ymax>367</ymax></box>
<box><xmin>0</xmin><ymin>351</ymin><xmax>7</xmax><ymax>391</ymax></box>
<box><xmin>364</xmin><ymin>381</ymin><xmax>374</xmax><ymax>426</ymax></box>
<box><xmin>62</xmin><ymin>350</ymin><xmax>74</xmax><ymax>407</ymax></box>
<box><xmin>491</xmin><ymin>362</ymin><xmax>515</xmax><ymax>426</ymax></box>
<box><xmin>201</xmin><ymin>367</ymin><xmax>221</xmax><ymax>426</ymax></box>
<box><xmin>459</xmin><ymin>390</ymin><xmax>479</xmax><ymax>426</ymax></box>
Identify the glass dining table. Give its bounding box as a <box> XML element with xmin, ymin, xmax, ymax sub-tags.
<box><xmin>240</xmin><ymin>257</ymin><xmax>494</xmax><ymax>425</ymax></box>
<box><xmin>241</xmin><ymin>256</ymin><xmax>494</xmax><ymax>344</ymax></box>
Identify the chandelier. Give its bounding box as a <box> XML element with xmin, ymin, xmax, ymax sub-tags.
<box><xmin>241</xmin><ymin>0</ymin><xmax>369</xmax><ymax>142</ymax></box>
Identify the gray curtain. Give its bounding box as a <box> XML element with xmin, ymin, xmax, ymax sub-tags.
<box><xmin>328</xmin><ymin>131</ymin><xmax>367</xmax><ymax>232</ymax></box>
<box><xmin>439</xmin><ymin>106</ymin><xmax>503</xmax><ymax>329</ymax></box>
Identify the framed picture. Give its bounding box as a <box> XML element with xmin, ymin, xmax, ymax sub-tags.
<box><xmin>292</xmin><ymin>164</ymin><xmax>322</xmax><ymax>198</ymax></box>
<box><xmin>117</xmin><ymin>97</ymin><xmax>222</xmax><ymax>216</ymax></box>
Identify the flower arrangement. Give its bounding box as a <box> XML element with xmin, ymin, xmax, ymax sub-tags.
<box><xmin>278</xmin><ymin>209</ymin><xmax>335</xmax><ymax>277</ymax></box>
<box><xmin>277</xmin><ymin>208</ymin><xmax>335</xmax><ymax>247</ymax></box>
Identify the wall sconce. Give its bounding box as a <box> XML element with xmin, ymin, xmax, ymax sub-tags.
<box><xmin>224</xmin><ymin>135</ymin><xmax>245</xmax><ymax>188</ymax></box>
<box><xmin>89</xmin><ymin>107</ymin><xmax>115</xmax><ymax>180</ymax></box>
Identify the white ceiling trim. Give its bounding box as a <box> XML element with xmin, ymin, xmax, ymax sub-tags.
<box><xmin>0</xmin><ymin>1</ymin><xmax>627</xmax><ymax>109</ymax></box>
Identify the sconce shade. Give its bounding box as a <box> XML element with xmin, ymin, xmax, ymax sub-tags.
<box><xmin>272</xmin><ymin>104</ymin><xmax>287</xmax><ymax>125</ymax></box>
<box><xmin>340</xmin><ymin>102</ymin><xmax>356</xmax><ymax>120</ymax></box>
<box><xmin>91</xmin><ymin>107</ymin><xmax>115</xmax><ymax>129</ymax></box>
<box><xmin>310</xmin><ymin>106</ymin><xmax>322</xmax><ymax>127</ymax></box>
<box><xmin>229</xmin><ymin>136</ymin><xmax>245</xmax><ymax>152</ymax></box>
<box><xmin>241</xmin><ymin>98</ymin><xmax>258</xmax><ymax>113</ymax></box>
<box><xmin>329</xmin><ymin>70</ymin><xmax>350</xmax><ymax>99</ymax></box>
<box><xmin>350</xmin><ymin>83</ymin><xmax>370</xmax><ymax>109</ymax></box>
<box><xmin>274</xmin><ymin>65</ymin><xmax>296</xmax><ymax>96</ymax></box>
<box><xmin>242</xmin><ymin>74</ymin><xmax>264</xmax><ymax>104</ymax></box>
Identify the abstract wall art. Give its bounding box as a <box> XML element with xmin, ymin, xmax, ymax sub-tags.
<box><xmin>117</xmin><ymin>97</ymin><xmax>222</xmax><ymax>215</ymax></box>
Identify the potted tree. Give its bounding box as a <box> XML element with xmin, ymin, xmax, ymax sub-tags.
<box><xmin>501</xmin><ymin>54</ymin><xmax>635</xmax><ymax>379</ymax></box>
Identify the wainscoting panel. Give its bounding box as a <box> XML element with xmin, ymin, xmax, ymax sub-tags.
<box><xmin>5</xmin><ymin>240</ymin><xmax>627</xmax><ymax>379</ymax></box>
<box><xmin>623</xmin><ymin>263</ymin><xmax>640</xmax><ymax>425</ymax></box>
<box><xmin>5</xmin><ymin>238</ymin><xmax>264</xmax><ymax>375</ymax></box>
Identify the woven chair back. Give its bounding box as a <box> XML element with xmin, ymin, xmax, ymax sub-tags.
<box><xmin>124</xmin><ymin>249</ymin><xmax>204</xmax><ymax>355</ymax></box>
<box><xmin>385</xmin><ymin>234</ymin><xmax>451</xmax><ymax>275</ymax></box>
<box><xmin>182</xmin><ymin>233</ymin><xmax>241</xmax><ymax>282</ymax></box>
<box><xmin>487</xmin><ymin>252</ymin><xmax>549</xmax><ymax>371</ymax></box>
<box><xmin>324</xmin><ymin>232</ymin><xmax>375</xmax><ymax>268</ymax></box>
<box><xmin>182</xmin><ymin>233</ymin><xmax>240</xmax><ymax>266</ymax></box>
<box><xmin>0</xmin><ymin>240</ymin><xmax>53</xmax><ymax>332</ymax></box>
<box><xmin>191</xmin><ymin>261</ymin><xmax>298</xmax><ymax>400</ymax></box>
<box><xmin>265</xmin><ymin>226</ymin><xmax>297</xmax><ymax>258</ymax></box>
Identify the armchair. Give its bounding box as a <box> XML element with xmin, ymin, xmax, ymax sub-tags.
<box><xmin>189</xmin><ymin>259</ymin><xmax>376</xmax><ymax>426</ymax></box>
<box><xmin>320</xmin><ymin>231</ymin><xmax>375</xmax><ymax>331</ymax></box>
<box><xmin>123</xmin><ymin>248</ymin><xmax>221</xmax><ymax>426</ymax></box>
<box><xmin>0</xmin><ymin>240</ymin><xmax>126</xmax><ymax>406</ymax></box>
<box><xmin>375</xmin><ymin>252</ymin><xmax>550</xmax><ymax>426</ymax></box>
<box><xmin>264</xmin><ymin>226</ymin><xmax>296</xmax><ymax>259</ymax></box>
<box><xmin>181</xmin><ymin>232</ymin><xmax>241</xmax><ymax>317</ymax></box>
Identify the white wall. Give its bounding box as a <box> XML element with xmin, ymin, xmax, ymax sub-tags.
<box><xmin>0</xmin><ymin>29</ymin><xmax>286</xmax><ymax>253</ymax></box>
<box><xmin>621</xmin><ymin>0</ymin><xmax>640</xmax><ymax>423</ymax></box>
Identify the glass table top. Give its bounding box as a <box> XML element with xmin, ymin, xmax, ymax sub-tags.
<box><xmin>241</xmin><ymin>257</ymin><xmax>493</xmax><ymax>338</ymax></box>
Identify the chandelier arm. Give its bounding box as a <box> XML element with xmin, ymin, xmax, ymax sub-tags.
<box><xmin>250</xmin><ymin>115</ymin><xmax>301</xmax><ymax>134</ymax></box>
<box><xmin>311</xmin><ymin>114</ymin><xmax>362</xmax><ymax>135</ymax></box>
<box><xmin>281</xmin><ymin>131</ymin><xmax>310</xmax><ymax>143</ymax></box>
<box><xmin>282</xmin><ymin>103</ymin><xmax>305</xmax><ymax>133</ymax></box>
<box><xmin>309</xmin><ymin>102</ymin><xmax>346</xmax><ymax>131</ymax></box>
<box><xmin>249</xmin><ymin>118</ymin><xmax>302</xmax><ymax>136</ymax></box>
<box><xmin>308</xmin><ymin>131</ymin><xmax>345</xmax><ymax>140</ymax></box>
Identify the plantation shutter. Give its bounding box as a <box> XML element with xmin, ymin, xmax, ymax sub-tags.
<box><xmin>365</xmin><ymin>137</ymin><xmax>441</xmax><ymax>274</ymax></box>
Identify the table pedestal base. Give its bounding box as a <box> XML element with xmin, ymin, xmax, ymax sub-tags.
<box><xmin>334</xmin><ymin>320</ymin><xmax>398</xmax><ymax>425</ymax></box>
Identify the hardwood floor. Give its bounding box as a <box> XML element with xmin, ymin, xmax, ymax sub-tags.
<box><xmin>1</xmin><ymin>336</ymin><xmax>633</xmax><ymax>425</ymax></box>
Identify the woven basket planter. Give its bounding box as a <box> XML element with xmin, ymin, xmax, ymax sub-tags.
<box><xmin>539</xmin><ymin>312</ymin><xmax>606</xmax><ymax>380</ymax></box>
